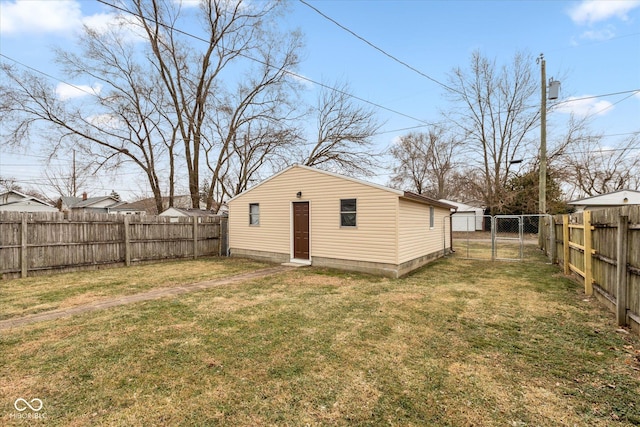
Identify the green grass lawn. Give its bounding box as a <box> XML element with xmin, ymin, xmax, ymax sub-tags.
<box><xmin>2</xmin><ymin>254</ymin><xmax>640</xmax><ymax>426</ymax></box>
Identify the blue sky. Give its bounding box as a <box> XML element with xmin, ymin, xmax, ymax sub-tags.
<box><xmin>1</xmin><ymin>0</ymin><xmax>639</xmax><ymax>200</ymax></box>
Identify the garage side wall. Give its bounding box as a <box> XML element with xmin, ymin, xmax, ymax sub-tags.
<box><xmin>398</xmin><ymin>199</ymin><xmax>451</xmax><ymax>267</ymax></box>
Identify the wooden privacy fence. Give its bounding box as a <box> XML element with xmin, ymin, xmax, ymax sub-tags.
<box><xmin>0</xmin><ymin>211</ymin><xmax>228</xmax><ymax>279</ymax></box>
<box><xmin>550</xmin><ymin>206</ymin><xmax>640</xmax><ymax>333</ymax></box>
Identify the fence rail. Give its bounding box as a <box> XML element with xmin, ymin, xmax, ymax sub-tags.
<box><xmin>548</xmin><ymin>206</ymin><xmax>640</xmax><ymax>334</ymax></box>
<box><xmin>0</xmin><ymin>211</ymin><xmax>228</xmax><ymax>279</ymax></box>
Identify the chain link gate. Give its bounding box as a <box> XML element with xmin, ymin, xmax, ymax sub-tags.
<box><xmin>452</xmin><ymin>214</ymin><xmax>550</xmax><ymax>261</ymax></box>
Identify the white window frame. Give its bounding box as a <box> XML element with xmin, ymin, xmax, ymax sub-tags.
<box><xmin>429</xmin><ymin>206</ymin><xmax>435</xmax><ymax>229</ymax></box>
<box><xmin>340</xmin><ymin>198</ymin><xmax>357</xmax><ymax>227</ymax></box>
<box><xmin>249</xmin><ymin>203</ymin><xmax>260</xmax><ymax>226</ymax></box>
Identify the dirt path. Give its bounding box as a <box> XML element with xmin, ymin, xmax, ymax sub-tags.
<box><xmin>0</xmin><ymin>265</ymin><xmax>294</xmax><ymax>331</ymax></box>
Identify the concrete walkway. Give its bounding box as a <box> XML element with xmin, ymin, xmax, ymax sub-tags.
<box><xmin>0</xmin><ymin>265</ymin><xmax>295</xmax><ymax>331</ymax></box>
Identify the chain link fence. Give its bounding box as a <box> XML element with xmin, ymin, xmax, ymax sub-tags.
<box><xmin>452</xmin><ymin>214</ymin><xmax>551</xmax><ymax>261</ymax></box>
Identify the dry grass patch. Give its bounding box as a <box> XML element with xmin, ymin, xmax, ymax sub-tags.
<box><xmin>0</xmin><ymin>257</ymin><xmax>269</xmax><ymax>320</ymax></box>
<box><xmin>2</xmin><ymin>255</ymin><xmax>640</xmax><ymax>426</ymax></box>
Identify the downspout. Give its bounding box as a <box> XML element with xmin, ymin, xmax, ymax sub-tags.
<box><xmin>449</xmin><ymin>208</ymin><xmax>457</xmax><ymax>253</ymax></box>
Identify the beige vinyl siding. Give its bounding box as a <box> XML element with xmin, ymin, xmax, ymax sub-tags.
<box><xmin>397</xmin><ymin>199</ymin><xmax>450</xmax><ymax>264</ymax></box>
<box><xmin>311</xmin><ymin>184</ymin><xmax>398</xmax><ymax>264</ymax></box>
<box><xmin>228</xmin><ymin>187</ymin><xmax>292</xmax><ymax>257</ymax></box>
<box><xmin>229</xmin><ymin>166</ymin><xmax>399</xmax><ymax>264</ymax></box>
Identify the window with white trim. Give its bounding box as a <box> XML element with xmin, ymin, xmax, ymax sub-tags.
<box><xmin>340</xmin><ymin>198</ymin><xmax>357</xmax><ymax>227</ymax></box>
<box><xmin>249</xmin><ymin>203</ymin><xmax>260</xmax><ymax>225</ymax></box>
<box><xmin>429</xmin><ymin>206</ymin><xmax>435</xmax><ymax>229</ymax></box>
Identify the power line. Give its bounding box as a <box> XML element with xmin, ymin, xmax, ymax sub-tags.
<box><xmin>79</xmin><ymin>1</ymin><xmax>640</xmax><ymax>132</ymax></box>
<box><xmin>547</xmin><ymin>31</ymin><xmax>640</xmax><ymax>53</ymax></box>
<box><xmin>582</xmin><ymin>91</ymin><xmax>640</xmax><ymax>121</ymax></box>
<box><xmin>0</xmin><ymin>54</ymin><xmax>99</xmax><ymax>99</ymax></box>
<box><xmin>552</xmin><ymin>89</ymin><xmax>640</xmax><ymax>106</ymax></box>
<box><xmin>94</xmin><ymin>0</ymin><xmax>435</xmax><ymax>125</ymax></box>
<box><xmin>298</xmin><ymin>0</ymin><xmax>461</xmax><ymax>95</ymax></box>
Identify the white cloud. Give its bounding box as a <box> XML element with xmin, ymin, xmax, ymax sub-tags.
<box><xmin>555</xmin><ymin>96</ymin><xmax>614</xmax><ymax>117</ymax></box>
<box><xmin>0</xmin><ymin>0</ymin><xmax>137</xmax><ymax>40</ymax></box>
<box><xmin>568</xmin><ymin>0</ymin><xmax>640</xmax><ymax>25</ymax></box>
<box><xmin>81</xmin><ymin>11</ymin><xmax>151</xmax><ymax>44</ymax></box>
<box><xmin>175</xmin><ymin>0</ymin><xmax>202</xmax><ymax>8</ymax></box>
<box><xmin>87</xmin><ymin>114</ymin><xmax>123</xmax><ymax>130</ymax></box>
<box><xmin>0</xmin><ymin>0</ymin><xmax>83</xmax><ymax>35</ymax></box>
<box><xmin>56</xmin><ymin>82</ymin><xmax>102</xmax><ymax>101</ymax></box>
<box><xmin>580</xmin><ymin>27</ymin><xmax>616</xmax><ymax>41</ymax></box>
<box><xmin>82</xmin><ymin>12</ymin><xmax>120</xmax><ymax>34</ymax></box>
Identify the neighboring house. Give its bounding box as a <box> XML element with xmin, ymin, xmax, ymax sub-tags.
<box><xmin>121</xmin><ymin>195</ymin><xmax>225</xmax><ymax>215</ymax></box>
<box><xmin>568</xmin><ymin>189</ymin><xmax>640</xmax><ymax>212</ymax></box>
<box><xmin>228</xmin><ymin>164</ymin><xmax>456</xmax><ymax>278</ymax></box>
<box><xmin>159</xmin><ymin>207</ymin><xmax>220</xmax><ymax>219</ymax></box>
<box><xmin>440</xmin><ymin>199</ymin><xmax>484</xmax><ymax>231</ymax></box>
<box><xmin>0</xmin><ymin>190</ymin><xmax>58</xmax><ymax>212</ymax></box>
<box><xmin>60</xmin><ymin>192</ymin><xmax>125</xmax><ymax>214</ymax></box>
<box><xmin>107</xmin><ymin>203</ymin><xmax>148</xmax><ymax>216</ymax></box>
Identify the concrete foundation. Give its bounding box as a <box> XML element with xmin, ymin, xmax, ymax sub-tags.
<box><xmin>230</xmin><ymin>247</ymin><xmax>451</xmax><ymax>278</ymax></box>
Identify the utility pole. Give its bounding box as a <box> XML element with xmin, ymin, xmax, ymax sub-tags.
<box><xmin>537</xmin><ymin>54</ymin><xmax>560</xmax><ymax>249</ymax></box>
<box><xmin>537</xmin><ymin>53</ymin><xmax>548</xmax><ymax>250</ymax></box>
<box><xmin>538</xmin><ymin>54</ymin><xmax>547</xmax><ymax>217</ymax></box>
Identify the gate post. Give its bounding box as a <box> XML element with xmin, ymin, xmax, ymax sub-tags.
<box><xmin>491</xmin><ymin>216</ymin><xmax>496</xmax><ymax>261</ymax></box>
<box><xmin>519</xmin><ymin>215</ymin><xmax>524</xmax><ymax>259</ymax></box>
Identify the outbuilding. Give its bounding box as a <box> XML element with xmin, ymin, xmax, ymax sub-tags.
<box><xmin>0</xmin><ymin>190</ymin><xmax>58</xmax><ymax>213</ymax></box>
<box><xmin>228</xmin><ymin>165</ymin><xmax>455</xmax><ymax>278</ymax></box>
<box><xmin>439</xmin><ymin>199</ymin><xmax>485</xmax><ymax>231</ymax></box>
<box><xmin>568</xmin><ymin>189</ymin><xmax>640</xmax><ymax>212</ymax></box>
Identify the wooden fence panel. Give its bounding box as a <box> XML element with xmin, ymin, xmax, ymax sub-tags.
<box><xmin>0</xmin><ymin>212</ymin><xmax>226</xmax><ymax>279</ymax></box>
<box><xmin>552</xmin><ymin>206</ymin><xmax>640</xmax><ymax>335</ymax></box>
<box><xmin>567</xmin><ymin>213</ymin><xmax>586</xmax><ymax>286</ymax></box>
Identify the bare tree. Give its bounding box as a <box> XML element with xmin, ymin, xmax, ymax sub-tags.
<box><xmin>304</xmin><ymin>81</ymin><xmax>382</xmax><ymax>176</ymax></box>
<box><xmin>1</xmin><ymin>20</ymin><xmax>178</xmax><ymax>214</ymax></box>
<box><xmin>201</xmin><ymin>25</ymin><xmax>304</xmax><ymax>210</ymax></box>
<box><xmin>556</xmin><ymin>130</ymin><xmax>640</xmax><ymax>198</ymax></box>
<box><xmin>132</xmin><ymin>0</ymin><xmax>301</xmax><ymax>208</ymax></box>
<box><xmin>0</xmin><ymin>177</ymin><xmax>22</xmax><ymax>192</ymax></box>
<box><xmin>446</xmin><ymin>51</ymin><xmax>539</xmax><ymax>213</ymax></box>
<box><xmin>43</xmin><ymin>153</ymin><xmax>96</xmax><ymax>198</ymax></box>
<box><xmin>388</xmin><ymin>127</ymin><xmax>462</xmax><ymax>199</ymax></box>
<box><xmin>1</xmin><ymin>0</ymin><xmax>302</xmax><ymax>212</ymax></box>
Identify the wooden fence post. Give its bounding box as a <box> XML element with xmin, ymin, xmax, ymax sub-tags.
<box><xmin>584</xmin><ymin>210</ymin><xmax>593</xmax><ymax>296</ymax></box>
<box><xmin>193</xmin><ymin>217</ymin><xmax>198</xmax><ymax>260</ymax></box>
<box><xmin>124</xmin><ymin>215</ymin><xmax>131</xmax><ymax>266</ymax></box>
<box><xmin>550</xmin><ymin>216</ymin><xmax>557</xmax><ymax>263</ymax></box>
<box><xmin>217</xmin><ymin>218</ymin><xmax>222</xmax><ymax>256</ymax></box>
<box><xmin>617</xmin><ymin>215</ymin><xmax>629</xmax><ymax>326</ymax></box>
<box><xmin>563</xmin><ymin>214</ymin><xmax>570</xmax><ymax>275</ymax></box>
<box><xmin>21</xmin><ymin>214</ymin><xmax>28</xmax><ymax>278</ymax></box>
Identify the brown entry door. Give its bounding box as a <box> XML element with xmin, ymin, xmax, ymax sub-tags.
<box><xmin>293</xmin><ymin>202</ymin><xmax>309</xmax><ymax>260</ymax></box>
